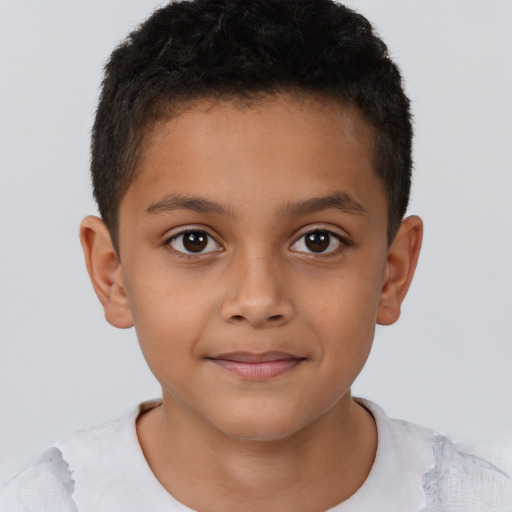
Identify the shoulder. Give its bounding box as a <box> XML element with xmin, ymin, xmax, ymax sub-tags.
<box><xmin>424</xmin><ymin>433</ymin><xmax>512</xmax><ymax>511</ymax></box>
<box><xmin>0</xmin><ymin>401</ymin><xmax>154</xmax><ymax>512</ymax></box>
<box><xmin>0</xmin><ymin>447</ymin><xmax>77</xmax><ymax>512</ymax></box>
<box><xmin>356</xmin><ymin>398</ymin><xmax>512</xmax><ymax>510</ymax></box>
<box><xmin>386</xmin><ymin>412</ymin><xmax>512</xmax><ymax>510</ymax></box>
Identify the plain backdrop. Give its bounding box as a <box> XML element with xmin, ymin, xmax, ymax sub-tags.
<box><xmin>1</xmin><ymin>0</ymin><xmax>511</xmax><ymax>484</ymax></box>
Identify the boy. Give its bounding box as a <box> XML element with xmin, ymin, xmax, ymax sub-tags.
<box><xmin>1</xmin><ymin>0</ymin><xmax>511</xmax><ymax>510</ymax></box>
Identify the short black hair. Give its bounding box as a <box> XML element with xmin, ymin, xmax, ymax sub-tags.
<box><xmin>91</xmin><ymin>0</ymin><xmax>412</xmax><ymax>250</ymax></box>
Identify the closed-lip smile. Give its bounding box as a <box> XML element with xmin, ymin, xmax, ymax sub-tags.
<box><xmin>206</xmin><ymin>351</ymin><xmax>305</xmax><ymax>380</ymax></box>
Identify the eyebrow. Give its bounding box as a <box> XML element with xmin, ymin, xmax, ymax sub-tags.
<box><xmin>146</xmin><ymin>191</ymin><xmax>367</xmax><ymax>217</ymax></box>
<box><xmin>279</xmin><ymin>191</ymin><xmax>367</xmax><ymax>217</ymax></box>
<box><xmin>146</xmin><ymin>195</ymin><xmax>230</xmax><ymax>216</ymax></box>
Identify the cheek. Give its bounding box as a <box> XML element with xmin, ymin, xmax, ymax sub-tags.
<box><xmin>301</xmin><ymin>266</ymin><xmax>383</xmax><ymax>363</ymax></box>
<box><xmin>123</xmin><ymin>267</ymin><xmax>216</xmax><ymax>366</ymax></box>
<box><xmin>306</xmin><ymin>269</ymin><xmax>383</xmax><ymax>326</ymax></box>
<box><xmin>126</xmin><ymin>255</ymin><xmax>215</xmax><ymax>321</ymax></box>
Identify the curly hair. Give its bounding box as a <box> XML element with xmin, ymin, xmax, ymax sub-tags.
<box><xmin>91</xmin><ymin>0</ymin><xmax>412</xmax><ymax>250</ymax></box>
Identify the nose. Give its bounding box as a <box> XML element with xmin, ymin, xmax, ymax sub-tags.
<box><xmin>219</xmin><ymin>249</ymin><xmax>294</xmax><ymax>328</ymax></box>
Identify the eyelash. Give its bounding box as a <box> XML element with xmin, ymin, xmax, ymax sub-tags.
<box><xmin>290</xmin><ymin>229</ymin><xmax>349</xmax><ymax>258</ymax></box>
<box><xmin>165</xmin><ymin>229</ymin><xmax>222</xmax><ymax>258</ymax></box>
<box><xmin>165</xmin><ymin>228</ymin><xmax>349</xmax><ymax>258</ymax></box>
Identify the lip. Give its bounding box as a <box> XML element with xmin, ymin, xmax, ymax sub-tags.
<box><xmin>207</xmin><ymin>351</ymin><xmax>305</xmax><ymax>380</ymax></box>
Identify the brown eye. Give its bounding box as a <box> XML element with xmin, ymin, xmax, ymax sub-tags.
<box><xmin>291</xmin><ymin>230</ymin><xmax>344</xmax><ymax>254</ymax></box>
<box><xmin>183</xmin><ymin>232</ymin><xmax>207</xmax><ymax>252</ymax></box>
<box><xmin>305</xmin><ymin>231</ymin><xmax>330</xmax><ymax>252</ymax></box>
<box><xmin>168</xmin><ymin>230</ymin><xmax>221</xmax><ymax>255</ymax></box>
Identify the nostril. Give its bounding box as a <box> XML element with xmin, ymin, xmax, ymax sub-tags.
<box><xmin>230</xmin><ymin>314</ymin><xmax>283</xmax><ymax>323</ymax></box>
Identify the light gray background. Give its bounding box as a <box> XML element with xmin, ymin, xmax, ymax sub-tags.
<box><xmin>1</xmin><ymin>0</ymin><xmax>511</xmax><ymax>484</ymax></box>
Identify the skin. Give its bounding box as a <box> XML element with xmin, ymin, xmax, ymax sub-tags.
<box><xmin>80</xmin><ymin>94</ymin><xmax>422</xmax><ymax>511</ymax></box>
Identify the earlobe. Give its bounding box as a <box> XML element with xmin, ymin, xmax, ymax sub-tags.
<box><xmin>377</xmin><ymin>215</ymin><xmax>423</xmax><ymax>326</ymax></box>
<box><xmin>79</xmin><ymin>216</ymin><xmax>134</xmax><ymax>329</ymax></box>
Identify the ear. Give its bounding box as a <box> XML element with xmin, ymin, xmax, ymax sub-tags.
<box><xmin>79</xmin><ymin>216</ymin><xmax>134</xmax><ymax>329</ymax></box>
<box><xmin>377</xmin><ymin>215</ymin><xmax>423</xmax><ymax>326</ymax></box>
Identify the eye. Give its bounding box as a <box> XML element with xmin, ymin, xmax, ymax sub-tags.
<box><xmin>290</xmin><ymin>230</ymin><xmax>345</xmax><ymax>254</ymax></box>
<box><xmin>167</xmin><ymin>230</ymin><xmax>222</xmax><ymax>255</ymax></box>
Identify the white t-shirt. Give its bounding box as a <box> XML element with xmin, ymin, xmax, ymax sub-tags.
<box><xmin>2</xmin><ymin>398</ymin><xmax>511</xmax><ymax>511</ymax></box>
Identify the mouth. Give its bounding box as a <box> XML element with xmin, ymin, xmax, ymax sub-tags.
<box><xmin>206</xmin><ymin>351</ymin><xmax>305</xmax><ymax>380</ymax></box>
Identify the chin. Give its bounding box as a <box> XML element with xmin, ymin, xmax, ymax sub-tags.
<box><xmin>210</xmin><ymin>407</ymin><xmax>311</xmax><ymax>442</ymax></box>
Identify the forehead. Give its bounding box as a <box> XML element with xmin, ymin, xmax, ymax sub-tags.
<box><xmin>143</xmin><ymin>94</ymin><xmax>375</xmax><ymax>169</ymax></box>
<box><xmin>121</xmin><ymin>94</ymin><xmax>385</xmax><ymax>225</ymax></box>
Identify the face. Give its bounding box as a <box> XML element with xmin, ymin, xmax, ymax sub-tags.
<box><xmin>116</xmin><ymin>95</ymin><xmax>391</xmax><ymax>441</ymax></box>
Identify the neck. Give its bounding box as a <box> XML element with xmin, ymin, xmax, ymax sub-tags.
<box><xmin>137</xmin><ymin>393</ymin><xmax>377</xmax><ymax>512</ymax></box>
